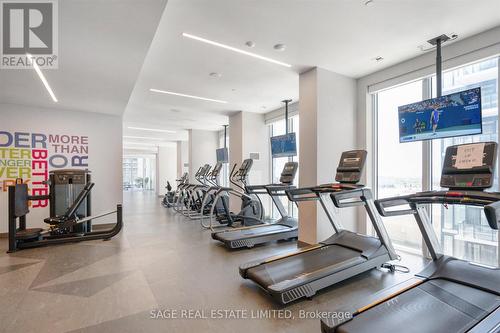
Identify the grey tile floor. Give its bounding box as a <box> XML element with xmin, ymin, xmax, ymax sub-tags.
<box><xmin>0</xmin><ymin>191</ymin><xmax>426</xmax><ymax>332</ymax></box>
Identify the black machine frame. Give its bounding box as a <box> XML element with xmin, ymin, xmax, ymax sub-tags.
<box><xmin>321</xmin><ymin>142</ymin><xmax>500</xmax><ymax>333</ymax></box>
<box><xmin>7</xmin><ymin>175</ymin><xmax>122</xmax><ymax>253</ymax></box>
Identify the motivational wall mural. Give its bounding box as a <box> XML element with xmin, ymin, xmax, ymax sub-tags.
<box><xmin>0</xmin><ymin>131</ymin><xmax>89</xmax><ymax>208</ymax></box>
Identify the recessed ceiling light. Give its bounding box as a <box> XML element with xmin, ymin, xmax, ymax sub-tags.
<box><xmin>123</xmin><ymin>136</ymin><xmax>167</xmax><ymax>140</ymax></box>
<box><xmin>127</xmin><ymin>126</ymin><xmax>176</xmax><ymax>133</ymax></box>
<box><xmin>150</xmin><ymin>88</ymin><xmax>228</xmax><ymax>104</ymax></box>
<box><xmin>245</xmin><ymin>41</ymin><xmax>255</xmax><ymax>48</ymax></box>
<box><xmin>209</xmin><ymin>72</ymin><xmax>222</xmax><ymax>78</ymax></box>
<box><xmin>273</xmin><ymin>44</ymin><xmax>286</xmax><ymax>51</ymax></box>
<box><xmin>26</xmin><ymin>53</ymin><xmax>58</xmax><ymax>102</ymax></box>
<box><xmin>182</xmin><ymin>32</ymin><xmax>292</xmax><ymax>68</ymax></box>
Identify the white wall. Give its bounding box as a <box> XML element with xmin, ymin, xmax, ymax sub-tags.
<box><xmin>176</xmin><ymin>140</ymin><xmax>189</xmax><ymax>178</ymax></box>
<box><xmin>228</xmin><ymin>112</ymin><xmax>244</xmax><ymax>211</ymax></box>
<box><xmin>299</xmin><ymin>67</ymin><xmax>357</xmax><ymax>243</ymax></box>
<box><xmin>242</xmin><ymin>112</ymin><xmax>270</xmax><ymax>187</ymax></box>
<box><xmin>158</xmin><ymin>144</ymin><xmax>177</xmax><ymax>196</ymax></box>
<box><xmin>355</xmin><ymin>26</ymin><xmax>500</xmax><ymax>233</ymax></box>
<box><xmin>0</xmin><ymin>104</ymin><xmax>123</xmax><ymax>232</ymax></box>
<box><xmin>228</xmin><ymin>111</ymin><xmax>271</xmax><ymax>214</ymax></box>
<box><xmin>188</xmin><ymin>129</ymin><xmax>218</xmax><ymax>183</ymax></box>
<box><xmin>242</xmin><ymin>112</ymin><xmax>270</xmax><ymax>216</ymax></box>
<box><xmin>298</xmin><ymin>69</ymin><xmax>319</xmax><ymax>243</ymax></box>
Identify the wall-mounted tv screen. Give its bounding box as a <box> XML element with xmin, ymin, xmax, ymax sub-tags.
<box><xmin>398</xmin><ymin>87</ymin><xmax>482</xmax><ymax>143</ymax></box>
<box><xmin>216</xmin><ymin>147</ymin><xmax>228</xmax><ymax>163</ymax></box>
<box><xmin>271</xmin><ymin>132</ymin><xmax>297</xmax><ymax>158</ymax></box>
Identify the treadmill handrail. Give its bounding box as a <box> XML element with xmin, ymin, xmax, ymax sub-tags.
<box><xmin>376</xmin><ymin>190</ymin><xmax>500</xmax><ymax>230</ymax></box>
<box><xmin>265</xmin><ymin>184</ymin><xmax>296</xmax><ymax>197</ymax></box>
<box><xmin>245</xmin><ymin>184</ymin><xmax>269</xmax><ymax>194</ymax></box>
<box><xmin>330</xmin><ymin>188</ymin><xmax>370</xmax><ymax>208</ymax></box>
<box><xmin>286</xmin><ymin>186</ymin><xmax>320</xmax><ymax>202</ymax></box>
<box><xmin>286</xmin><ymin>183</ymin><xmax>364</xmax><ymax>202</ymax></box>
<box><xmin>375</xmin><ymin>194</ymin><xmax>419</xmax><ymax>217</ymax></box>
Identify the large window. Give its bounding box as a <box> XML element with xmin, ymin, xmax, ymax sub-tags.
<box><xmin>375</xmin><ymin>56</ymin><xmax>499</xmax><ymax>266</ymax></box>
<box><xmin>377</xmin><ymin>80</ymin><xmax>424</xmax><ymax>251</ymax></box>
<box><xmin>269</xmin><ymin>115</ymin><xmax>299</xmax><ymax>218</ymax></box>
<box><xmin>431</xmin><ymin>58</ymin><xmax>499</xmax><ymax>267</ymax></box>
<box><xmin>123</xmin><ymin>155</ymin><xmax>156</xmax><ymax>191</ymax></box>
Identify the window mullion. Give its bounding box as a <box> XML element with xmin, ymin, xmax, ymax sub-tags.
<box><xmin>422</xmin><ymin>77</ymin><xmax>433</xmax><ymax>259</ymax></box>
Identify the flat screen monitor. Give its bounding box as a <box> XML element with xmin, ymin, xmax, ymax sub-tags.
<box><xmin>271</xmin><ymin>132</ymin><xmax>297</xmax><ymax>158</ymax></box>
<box><xmin>216</xmin><ymin>147</ymin><xmax>228</xmax><ymax>163</ymax></box>
<box><xmin>398</xmin><ymin>87</ymin><xmax>482</xmax><ymax>143</ymax></box>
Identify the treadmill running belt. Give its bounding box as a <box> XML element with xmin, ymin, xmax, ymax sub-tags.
<box><xmin>337</xmin><ymin>279</ymin><xmax>500</xmax><ymax>333</ymax></box>
<box><xmin>215</xmin><ymin>225</ymin><xmax>291</xmax><ymax>241</ymax></box>
<box><xmin>246</xmin><ymin>245</ymin><xmax>364</xmax><ymax>288</ymax></box>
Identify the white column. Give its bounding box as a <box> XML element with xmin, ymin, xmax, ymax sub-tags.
<box><xmin>158</xmin><ymin>144</ymin><xmax>178</xmax><ymax>196</ymax></box>
<box><xmin>176</xmin><ymin>140</ymin><xmax>188</xmax><ymax>178</ymax></box>
<box><xmin>188</xmin><ymin>129</ymin><xmax>218</xmax><ymax>183</ymax></box>
<box><xmin>298</xmin><ymin>67</ymin><xmax>357</xmax><ymax>244</ymax></box>
<box><xmin>228</xmin><ymin>111</ymin><xmax>270</xmax><ymax>213</ymax></box>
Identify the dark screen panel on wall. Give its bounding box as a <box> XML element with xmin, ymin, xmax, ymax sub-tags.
<box><xmin>216</xmin><ymin>147</ymin><xmax>228</xmax><ymax>163</ymax></box>
<box><xmin>270</xmin><ymin>132</ymin><xmax>297</xmax><ymax>158</ymax></box>
<box><xmin>398</xmin><ymin>87</ymin><xmax>482</xmax><ymax>143</ymax></box>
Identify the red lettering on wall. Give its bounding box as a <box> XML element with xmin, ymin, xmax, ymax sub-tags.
<box><xmin>31</xmin><ymin>149</ymin><xmax>48</xmax><ymax>208</ymax></box>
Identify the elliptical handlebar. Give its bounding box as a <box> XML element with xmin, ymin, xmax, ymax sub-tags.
<box><xmin>229</xmin><ymin>163</ymin><xmax>244</xmax><ymax>191</ymax></box>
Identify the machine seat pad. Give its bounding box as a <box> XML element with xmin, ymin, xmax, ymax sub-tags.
<box><xmin>15</xmin><ymin>228</ymin><xmax>43</xmax><ymax>240</ymax></box>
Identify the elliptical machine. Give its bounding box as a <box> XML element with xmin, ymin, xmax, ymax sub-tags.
<box><xmin>162</xmin><ymin>172</ymin><xmax>188</xmax><ymax>208</ymax></box>
<box><xmin>185</xmin><ymin>163</ymin><xmax>224</xmax><ymax>220</ymax></box>
<box><xmin>201</xmin><ymin>159</ymin><xmax>264</xmax><ymax>230</ymax></box>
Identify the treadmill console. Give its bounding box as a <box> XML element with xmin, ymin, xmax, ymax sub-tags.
<box><xmin>335</xmin><ymin>150</ymin><xmax>367</xmax><ymax>183</ymax></box>
<box><xmin>441</xmin><ymin>142</ymin><xmax>497</xmax><ymax>190</ymax></box>
<box><xmin>279</xmin><ymin>162</ymin><xmax>298</xmax><ymax>185</ymax></box>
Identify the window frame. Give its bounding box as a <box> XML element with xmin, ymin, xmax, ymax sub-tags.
<box><xmin>371</xmin><ymin>56</ymin><xmax>500</xmax><ymax>265</ymax></box>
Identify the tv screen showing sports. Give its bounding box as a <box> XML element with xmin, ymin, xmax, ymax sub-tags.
<box><xmin>271</xmin><ymin>132</ymin><xmax>297</xmax><ymax>158</ymax></box>
<box><xmin>398</xmin><ymin>87</ymin><xmax>482</xmax><ymax>143</ymax></box>
<box><xmin>216</xmin><ymin>148</ymin><xmax>228</xmax><ymax>163</ymax></box>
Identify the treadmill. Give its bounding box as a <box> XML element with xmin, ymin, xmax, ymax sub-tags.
<box><xmin>322</xmin><ymin>142</ymin><xmax>500</xmax><ymax>333</ymax></box>
<box><xmin>211</xmin><ymin>162</ymin><xmax>299</xmax><ymax>249</ymax></box>
<box><xmin>239</xmin><ymin>150</ymin><xmax>398</xmax><ymax>304</ymax></box>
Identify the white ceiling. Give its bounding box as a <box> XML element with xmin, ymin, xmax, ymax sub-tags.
<box><xmin>124</xmin><ymin>0</ymin><xmax>500</xmax><ymax>141</ymax></box>
<box><xmin>0</xmin><ymin>0</ymin><xmax>167</xmax><ymax>116</ymax></box>
<box><xmin>1</xmin><ymin>0</ymin><xmax>499</xmax><ymax>145</ymax></box>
